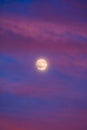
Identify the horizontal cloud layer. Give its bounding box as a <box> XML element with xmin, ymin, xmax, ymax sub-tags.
<box><xmin>0</xmin><ymin>0</ymin><xmax>87</xmax><ymax>130</ymax></box>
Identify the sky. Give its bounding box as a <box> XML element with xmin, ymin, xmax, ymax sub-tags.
<box><xmin>0</xmin><ymin>0</ymin><xmax>87</xmax><ymax>130</ymax></box>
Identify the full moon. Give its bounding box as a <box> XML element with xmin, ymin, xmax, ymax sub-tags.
<box><xmin>36</xmin><ymin>58</ymin><xmax>48</xmax><ymax>71</ymax></box>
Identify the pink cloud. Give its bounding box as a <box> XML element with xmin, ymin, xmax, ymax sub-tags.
<box><xmin>50</xmin><ymin>54</ymin><xmax>87</xmax><ymax>78</ymax></box>
<box><xmin>0</xmin><ymin>12</ymin><xmax>87</xmax><ymax>79</ymax></box>
<box><xmin>0</xmin><ymin>78</ymin><xmax>86</xmax><ymax>101</ymax></box>
<box><xmin>0</xmin><ymin>109</ymin><xmax>87</xmax><ymax>130</ymax></box>
<box><xmin>0</xmin><ymin>12</ymin><xmax>87</xmax><ymax>40</ymax></box>
<box><xmin>0</xmin><ymin>38</ymin><xmax>87</xmax><ymax>79</ymax></box>
<box><xmin>0</xmin><ymin>35</ymin><xmax>87</xmax><ymax>79</ymax></box>
<box><xmin>0</xmin><ymin>34</ymin><xmax>87</xmax><ymax>56</ymax></box>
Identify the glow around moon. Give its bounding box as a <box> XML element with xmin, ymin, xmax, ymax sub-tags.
<box><xmin>36</xmin><ymin>58</ymin><xmax>48</xmax><ymax>71</ymax></box>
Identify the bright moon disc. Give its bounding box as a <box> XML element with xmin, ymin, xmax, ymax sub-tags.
<box><xmin>36</xmin><ymin>58</ymin><xmax>48</xmax><ymax>71</ymax></box>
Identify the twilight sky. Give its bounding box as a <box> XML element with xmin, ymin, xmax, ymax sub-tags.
<box><xmin>0</xmin><ymin>0</ymin><xmax>87</xmax><ymax>130</ymax></box>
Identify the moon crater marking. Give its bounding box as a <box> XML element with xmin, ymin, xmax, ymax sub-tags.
<box><xmin>36</xmin><ymin>58</ymin><xmax>48</xmax><ymax>71</ymax></box>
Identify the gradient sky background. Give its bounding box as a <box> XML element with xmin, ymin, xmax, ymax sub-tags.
<box><xmin>0</xmin><ymin>0</ymin><xmax>87</xmax><ymax>130</ymax></box>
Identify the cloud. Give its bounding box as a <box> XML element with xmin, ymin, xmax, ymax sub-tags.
<box><xmin>0</xmin><ymin>1</ymin><xmax>87</xmax><ymax>130</ymax></box>
<box><xmin>0</xmin><ymin>109</ymin><xmax>87</xmax><ymax>130</ymax></box>
<box><xmin>0</xmin><ymin>14</ymin><xmax>87</xmax><ymax>56</ymax></box>
<box><xmin>62</xmin><ymin>0</ymin><xmax>87</xmax><ymax>9</ymax></box>
<box><xmin>0</xmin><ymin>77</ymin><xmax>87</xmax><ymax>102</ymax></box>
<box><xmin>0</xmin><ymin>13</ymin><xmax>87</xmax><ymax>40</ymax></box>
<box><xmin>0</xmin><ymin>13</ymin><xmax>87</xmax><ymax>79</ymax></box>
